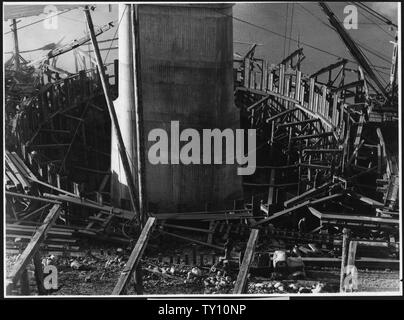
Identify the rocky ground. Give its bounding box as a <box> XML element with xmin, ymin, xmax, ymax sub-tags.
<box><xmin>5</xmin><ymin>244</ymin><xmax>401</xmax><ymax>296</ymax></box>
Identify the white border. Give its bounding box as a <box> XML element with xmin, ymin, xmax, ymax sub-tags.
<box><xmin>2</xmin><ymin>1</ymin><xmax>402</xmax><ymax>299</ymax></box>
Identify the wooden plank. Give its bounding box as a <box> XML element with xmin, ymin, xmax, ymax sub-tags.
<box><xmin>112</xmin><ymin>217</ymin><xmax>156</xmax><ymax>295</ymax></box>
<box><xmin>233</xmin><ymin>229</ymin><xmax>259</xmax><ymax>294</ymax></box>
<box><xmin>310</xmin><ymin>193</ymin><xmax>343</xmax><ymax>205</ymax></box>
<box><xmin>42</xmin><ymin>193</ymin><xmax>134</xmax><ymax>220</ymax></box>
<box><xmin>262</xmin><ymin>60</ymin><xmax>268</xmax><ymax>91</ymax></box>
<box><xmin>7</xmin><ymin>204</ymin><xmax>61</xmax><ymax>287</ymax></box>
<box><xmin>159</xmin><ymin>230</ymin><xmax>223</xmax><ymax>251</ymax></box>
<box><xmin>252</xmin><ymin>201</ymin><xmax>310</xmax><ymax>226</ymax></box>
<box><xmin>244</xmin><ymin>58</ymin><xmax>250</xmax><ymax>88</ymax></box>
<box><xmin>290</xmin><ymin>131</ymin><xmax>333</xmax><ymax>141</ymax></box>
<box><xmin>5</xmin><ymin>154</ymin><xmax>30</xmax><ymax>190</ymax></box>
<box><xmin>321</xmin><ymin>86</ymin><xmax>327</xmax><ymax>117</ymax></box>
<box><xmin>308</xmin><ymin>78</ymin><xmax>315</xmax><ymax>110</ymax></box>
<box><xmin>295</xmin><ymin>71</ymin><xmax>302</xmax><ymax>101</ymax></box>
<box><xmin>339</xmin><ymin>228</ymin><xmax>351</xmax><ymax>292</ymax></box>
<box><xmin>265</xmin><ymin>107</ymin><xmax>298</xmax><ymax>123</ymax></box>
<box><xmin>267</xmin><ymin>169</ymin><xmax>276</xmax><ymax>205</ymax></box>
<box><xmin>308</xmin><ymin>207</ymin><xmax>398</xmax><ymax>225</ymax></box>
<box><xmin>284</xmin><ymin>182</ymin><xmax>332</xmax><ymax>207</ymax></box>
<box><xmin>163</xmin><ymin>223</ymin><xmax>212</xmax><ymax>234</ymax></box>
<box><xmin>348</xmin><ymin>192</ymin><xmax>384</xmax><ymax>208</ymax></box>
<box><xmin>27</xmin><ymin>176</ymin><xmax>80</xmax><ymax>198</ymax></box>
<box><xmin>277</xmin><ymin>118</ymin><xmax>319</xmax><ymax>128</ymax></box>
<box><xmin>6</xmin><ymin>191</ymin><xmax>62</xmax><ymax>204</ymax></box>
<box><xmin>10</xmin><ymin>151</ymin><xmax>36</xmax><ymax>179</ymax></box>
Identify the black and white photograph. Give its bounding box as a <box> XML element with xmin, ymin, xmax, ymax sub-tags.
<box><xmin>2</xmin><ymin>1</ymin><xmax>401</xmax><ymax>299</ymax></box>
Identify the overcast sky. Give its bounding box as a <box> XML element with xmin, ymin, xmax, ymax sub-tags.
<box><xmin>3</xmin><ymin>2</ymin><xmax>399</xmax><ymax>84</ymax></box>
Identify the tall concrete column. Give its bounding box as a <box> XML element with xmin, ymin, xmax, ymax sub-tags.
<box><xmin>110</xmin><ymin>4</ymin><xmax>137</xmax><ymax>209</ymax></box>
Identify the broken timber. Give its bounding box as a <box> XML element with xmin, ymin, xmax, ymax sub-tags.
<box><xmin>112</xmin><ymin>217</ymin><xmax>156</xmax><ymax>295</ymax></box>
<box><xmin>233</xmin><ymin>229</ymin><xmax>259</xmax><ymax>294</ymax></box>
<box><xmin>6</xmin><ymin>204</ymin><xmax>61</xmax><ymax>292</ymax></box>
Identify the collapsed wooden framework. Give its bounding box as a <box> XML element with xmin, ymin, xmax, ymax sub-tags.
<box><xmin>4</xmin><ymin>6</ymin><xmax>399</xmax><ymax>295</ymax></box>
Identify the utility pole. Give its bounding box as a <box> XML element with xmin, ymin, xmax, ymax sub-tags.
<box><xmin>84</xmin><ymin>6</ymin><xmax>141</xmax><ymax>225</ymax></box>
<box><xmin>131</xmin><ymin>4</ymin><xmax>147</xmax><ymax>228</ymax></box>
<box><xmin>11</xmin><ymin>19</ymin><xmax>20</xmax><ymax>70</ymax></box>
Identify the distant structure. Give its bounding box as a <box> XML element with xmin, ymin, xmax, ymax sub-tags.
<box><xmin>111</xmin><ymin>4</ymin><xmax>243</xmax><ymax>213</ymax></box>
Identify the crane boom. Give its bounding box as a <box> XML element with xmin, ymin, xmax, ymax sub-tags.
<box><xmin>318</xmin><ymin>2</ymin><xmax>388</xmax><ymax>99</ymax></box>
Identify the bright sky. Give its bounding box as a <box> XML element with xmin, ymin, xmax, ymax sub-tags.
<box><xmin>3</xmin><ymin>2</ymin><xmax>399</xmax><ymax>84</ymax></box>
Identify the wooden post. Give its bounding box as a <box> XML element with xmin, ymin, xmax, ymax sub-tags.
<box><xmin>33</xmin><ymin>252</ymin><xmax>46</xmax><ymax>295</ymax></box>
<box><xmin>7</xmin><ymin>205</ymin><xmax>61</xmax><ymax>290</ymax></box>
<box><xmin>267</xmin><ymin>168</ymin><xmax>276</xmax><ymax>206</ymax></box>
<box><xmin>343</xmin><ymin>240</ymin><xmax>358</xmax><ymax>292</ymax></box>
<box><xmin>84</xmin><ymin>6</ymin><xmax>140</xmax><ymax>223</ymax></box>
<box><xmin>131</xmin><ymin>4</ymin><xmax>147</xmax><ymax>227</ymax></box>
<box><xmin>339</xmin><ymin>228</ymin><xmax>351</xmax><ymax>292</ymax></box>
<box><xmin>262</xmin><ymin>60</ymin><xmax>268</xmax><ymax>91</ymax></box>
<box><xmin>112</xmin><ymin>217</ymin><xmax>156</xmax><ymax>295</ymax></box>
<box><xmin>20</xmin><ymin>269</ymin><xmax>30</xmax><ymax>295</ymax></box>
<box><xmin>11</xmin><ymin>19</ymin><xmax>20</xmax><ymax>70</ymax></box>
<box><xmin>244</xmin><ymin>58</ymin><xmax>250</xmax><ymax>88</ymax></box>
<box><xmin>233</xmin><ymin>229</ymin><xmax>259</xmax><ymax>294</ymax></box>
<box><xmin>309</xmin><ymin>78</ymin><xmax>315</xmax><ymax>111</ymax></box>
<box><xmin>347</xmin><ymin>240</ymin><xmax>357</xmax><ymax>267</ymax></box>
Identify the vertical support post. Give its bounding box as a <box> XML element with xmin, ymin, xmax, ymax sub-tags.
<box><xmin>267</xmin><ymin>168</ymin><xmax>275</xmax><ymax>206</ymax></box>
<box><xmin>11</xmin><ymin>19</ymin><xmax>20</xmax><ymax>70</ymax></box>
<box><xmin>131</xmin><ymin>4</ymin><xmax>147</xmax><ymax>227</ymax></box>
<box><xmin>20</xmin><ymin>269</ymin><xmax>30</xmax><ymax>295</ymax></box>
<box><xmin>233</xmin><ymin>229</ymin><xmax>259</xmax><ymax>294</ymax></box>
<box><xmin>33</xmin><ymin>252</ymin><xmax>46</xmax><ymax>295</ymax></box>
<box><xmin>309</xmin><ymin>78</ymin><xmax>315</xmax><ymax>111</ymax></box>
<box><xmin>244</xmin><ymin>58</ymin><xmax>250</xmax><ymax>88</ymax></box>
<box><xmin>262</xmin><ymin>60</ymin><xmax>268</xmax><ymax>91</ymax></box>
<box><xmin>339</xmin><ymin>228</ymin><xmax>351</xmax><ymax>292</ymax></box>
<box><xmin>84</xmin><ymin>6</ymin><xmax>140</xmax><ymax>223</ymax></box>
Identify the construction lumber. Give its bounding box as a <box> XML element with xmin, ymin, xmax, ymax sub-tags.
<box><xmin>233</xmin><ymin>229</ymin><xmax>259</xmax><ymax>294</ymax></box>
<box><xmin>163</xmin><ymin>223</ymin><xmax>213</xmax><ymax>234</ymax></box>
<box><xmin>291</xmin><ymin>131</ymin><xmax>333</xmax><ymax>141</ymax></box>
<box><xmin>5</xmin><ymin>154</ymin><xmax>30</xmax><ymax>191</ymax></box>
<box><xmin>159</xmin><ymin>230</ymin><xmax>223</xmax><ymax>251</ymax></box>
<box><xmin>42</xmin><ymin>193</ymin><xmax>133</xmax><ymax>220</ymax></box>
<box><xmin>252</xmin><ymin>201</ymin><xmax>310</xmax><ymax>227</ymax></box>
<box><xmin>277</xmin><ymin>118</ymin><xmax>319</xmax><ymax>128</ymax></box>
<box><xmin>112</xmin><ymin>217</ymin><xmax>156</xmax><ymax>295</ymax></box>
<box><xmin>300</xmin><ymin>163</ymin><xmax>331</xmax><ymax>170</ymax></box>
<box><xmin>7</xmin><ymin>204</ymin><xmax>61</xmax><ymax>288</ymax></box>
<box><xmin>27</xmin><ymin>177</ymin><xmax>79</xmax><ymax>198</ymax></box>
<box><xmin>151</xmin><ymin>210</ymin><xmax>252</xmax><ymax>221</ymax></box>
<box><xmin>284</xmin><ymin>182</ymin><xmax>333</xmax><ymax>207</ymax></box>
<box><xmin>310</xmin><ymin>59</ymin><xmax>348</xmax><ymax>79</ymax></box>
<box><xmin>6</xmin><ymin>191</ymin><xmax>62</xmax><ymax>204</ymax></box>
<box><xmin>339</xmin><ymin>228</ymin><xmax>351</xmax><ymax>292</ymax></box>
<box><xmin>10</xmin><ymin>151</ymin><xmax>36</xmax><ymax>179</ymax></box>
<box><xmin>303</xmin><ymin>149</ymin><xmax>342</xmax><ymax>154</ymax></box>
<box><xmin>308</xmin><ymin>207</ymin><xmax>398</xmax><ymax>225</ymax></box>
<box><xmin>348</xmin><ymin>192</ymin><xmax>384</xmax><ymax>208</ymax></box>
<box><xmin>265</xmin><ymin>107</ymin><xmax>298</xmax><ymax>123</ymax></box>
<box><xmin>310</xmin><ymin>193</ymin><xmax>343</xmax><ymax>205</ymax></box>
